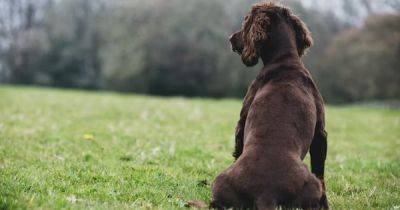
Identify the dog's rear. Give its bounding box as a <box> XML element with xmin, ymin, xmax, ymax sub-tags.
<box><xmin>210</xmin><ymin>173</ymin><xmax>241</xmax><ymax>209</ymax></box>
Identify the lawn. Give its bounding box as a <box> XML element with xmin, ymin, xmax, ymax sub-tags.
<box><xmin>0</xmin><ymin>86</ymin><xmax>399</xmax><ymax>209</ymax></box>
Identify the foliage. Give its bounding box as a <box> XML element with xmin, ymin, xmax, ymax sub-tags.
<box><xmin>0</xmin><ymin>86</ymin><xmax>399</xmax><ymax>209</ymax></box>
<box><xmin>0</xmin><ymin>0</ymin><xmax>398</xmax><ymax>102</ymax></box>
<box><xmin>317</xmin><ymin>14</ymin><xmax>400</xmax><ymax>103</ymax></box>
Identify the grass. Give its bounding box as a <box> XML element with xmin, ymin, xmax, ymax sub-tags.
<box><xmin>0</xmin><ymin>85</ymin><xmax>399</xmax><ymax>210</ymax></box>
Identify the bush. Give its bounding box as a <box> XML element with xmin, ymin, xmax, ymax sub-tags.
<box><xmin>317</xmin><ymin>14</ymin><xmax>400</xmax><ymax>103</ymax></box>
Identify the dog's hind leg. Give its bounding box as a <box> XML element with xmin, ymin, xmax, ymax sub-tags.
<box><xmin>310</xmin><ymin>121</ymin><xmax>329</xmax><ymax>209</ymax></box>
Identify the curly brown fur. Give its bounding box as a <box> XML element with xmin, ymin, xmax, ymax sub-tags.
<box><xmin>214</xmin><ymin>2</ymin><xmax>328</xmax><ymax>209</ymax></box>
<box><xmin>282</xmin><ymin>7</ymin><xmax>313</xmax><ymax>56</ymax></box>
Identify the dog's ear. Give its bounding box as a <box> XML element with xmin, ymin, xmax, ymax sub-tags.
<box><xmin>284</xmin><ymin>9</ymin><xmax>313</xmax><ymax>56</ymax></box>
<box><xmin>241</xmin><ymin>10</ymin><xmax>270</xmax><ymax>67</ymax></box>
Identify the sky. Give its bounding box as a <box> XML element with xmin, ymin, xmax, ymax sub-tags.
<box><xmin>301</xmin><ymin>0</ymin><xmax>399</xmax><ymax>25</ymax></box>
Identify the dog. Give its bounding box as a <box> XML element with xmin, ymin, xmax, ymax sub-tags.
<box><xmin>210</xmin><ymin>2</ymin><xmax>328</xmax><ymax>209</ymax></box>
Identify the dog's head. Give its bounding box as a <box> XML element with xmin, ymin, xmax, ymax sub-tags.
<box><xmin>229</xmin><ymin>2</ymin><xmax>313</xmax><ymax>67</ymax></box>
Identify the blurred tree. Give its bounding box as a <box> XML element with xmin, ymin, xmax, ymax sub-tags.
<box><xmin>317</xmin><ymin>14</ymin><xmax>400</xmax><ymax>102</ymax></box>
<box><xmin>36</xmin><ymin>0</ymin><xmax>105</xmax><ymax>88</ymax></box>
<box><xmin>0</xmin><ymin>0</ymin><xmax>44</xmax><ymax>83</ymax></box>
<box><xmin>0</xmin><ymin>0</ymin><xmax>397</xmax><ymax>102</ymax></box>
<box><xmin>0</xmin><ymin>0</ymin><xmax>105</xmax><ymax>88</ymax></box>
<box><xmin>101</xmin><ymin>0</ymin><xmax>257</xmax><ymax>97</ymax></box>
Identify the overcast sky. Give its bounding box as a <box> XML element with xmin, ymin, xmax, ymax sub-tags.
<box><xmin>301</xmin><ymin>0</ymin><xmax>399</xmax><ymax>25</ymax></box>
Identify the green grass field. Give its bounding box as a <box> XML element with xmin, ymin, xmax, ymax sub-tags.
<box><xmin>0</xmin><ymin>86</ymin><xmax>399</xmax><ymax>209</ymax></box>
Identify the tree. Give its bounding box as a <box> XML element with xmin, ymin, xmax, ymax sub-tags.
<box><xmin>0</xmin><ymin>0</ymin><xmax>50</xmax><ymax>83</ymax></box>
<box><xmin>317</xmin><ymin>14</ymin><xmax>400</xmax><ymax>102</ymax></box>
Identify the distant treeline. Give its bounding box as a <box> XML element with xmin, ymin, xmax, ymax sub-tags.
<box><xmin>0</xmin><ymin>0</ymin><xmax>399</xmax><ymax>103</ymax></box>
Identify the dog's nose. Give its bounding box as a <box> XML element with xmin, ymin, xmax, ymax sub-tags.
<box><xmin>230</xmin><ymin>41</ymin><xmax>237</xmax><ymax>52</ymax></box>
<box><xmin>229</xmin><ymin>34</ymin><xmax>234</xmax><ymax>41</ymax></box>
<box><xmin>229</xmin><ymin>34</ymin><xmax>236</xmax><ymax>51</ymax></box>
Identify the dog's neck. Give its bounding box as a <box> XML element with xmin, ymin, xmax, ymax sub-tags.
<box><xmin>260</xmin><ymin>21</ymin><xmax>300</xmax><ymax>66</ymax></box>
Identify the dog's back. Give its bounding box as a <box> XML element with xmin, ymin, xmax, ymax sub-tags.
<box><xmin>212</xmin><ymin>64</ymin><xmax>322</xmax><ymax>208</ymax></box>
<box><xmin>244</xmin><ymin>64</ymin><xmax>317</xmax><ymax>156</ymax></box>
<box><xmin>211</xmin><ymin>64</ymin><xmax>323</xmax><ymax>209</ymax></box>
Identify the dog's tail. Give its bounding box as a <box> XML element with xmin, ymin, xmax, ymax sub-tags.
<box><xmin>185</xmin><ymin>199</ymin><xmax>207</xmax><ymax>209</ymax></box>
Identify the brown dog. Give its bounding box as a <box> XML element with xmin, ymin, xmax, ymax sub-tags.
<box><xmin>211</xmin><ymin>2</ymin><xmax>328</xmax><ymax>210</ymax></box>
